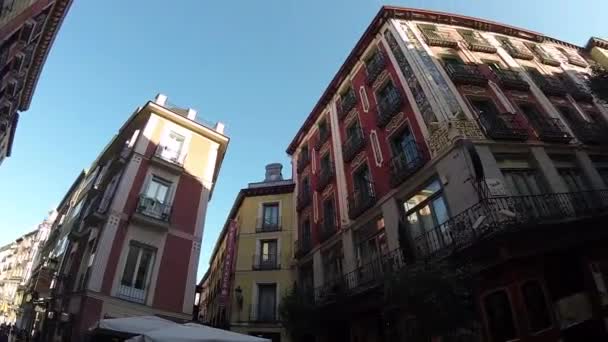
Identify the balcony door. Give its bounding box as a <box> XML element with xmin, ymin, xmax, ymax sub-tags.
<box><xmin>142</xmin><ymin>177</ymin><xmax>171</xmax><ymax>219</ymax></box>
<box><xmin>257</xmin><ymin>284</ymin><xmax>276</xmax><ymax>321</ymax></box>
<box><xmin>161</xmin><ymin>131</ymin><xmax>185</xmax><ymax>162</ymax></box>
<box><xmin>262</xmin><ymin>203</ymin><xmax>279</xmax><ymax>231</ymax></box>
<box><xmin>390</xmin><ymin>127</ymin><xmax>419</xmax><ymax>167</ymax></box>
<box><xmin>353</xmin><ymin>165</ymin><xmax>372</xmax><ymax>195</ymax></box>
<box><xmin>260</xmin><ymin>240</ymin><xmax>278</xmax><ymax>269</ymax></box>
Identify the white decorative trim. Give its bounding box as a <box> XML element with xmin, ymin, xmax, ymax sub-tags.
<box><xmin>369</xmin><ymin>130</ymin><xmax>383</xmax><ymax>167</ymax></box>
<box><xmin>328</xmin><ymin>99</ymin><xmax>351</xmax><ymax>226</ymax></box>
<box><xmin>359</xmin><ymin>86</ymin><xmax>370</xmax><ymax>113</ymax></box>
<box><xmin>311</xmin><ymin>148</ymin><xmax>317</xmax><ymax>175</ymax></box>
<box><xmin>313</xmin><ymin>192</ymin><xmax>318</xmax><ymax>223</ymax></box>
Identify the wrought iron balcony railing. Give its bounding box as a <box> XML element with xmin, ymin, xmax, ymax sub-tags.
<box><xmin>296</xmin><ymin>152</ymin><xmax>310</xmax><ymax>173</ymax></box>
<box><xmin>527</xmin><ymin>116</ymin><xmax>572</xmax><ymax>143</ymax></box>
<box><xmin>389</xmin><ymin>142</ymin><xmax>427</xmax><ymax>187</ymax></box>
<box><xmin>366</xmin><ymin>52</ymin><xmax>386</xmax><ymax>85</ymax></box>
<box><xmin>249</xmin><ymin>304</ymin><xmax>278</xmax><ymax>322</ymax></box>
<box><xmin>314</xmin><ymin>127</ymin><xmax>331</xmax><ymax>150</ymax></box>
<box><xmin>460</xmin><ymin>32</ymin><xmax>497</xmax><ymax>53</ymax></box>
<box><xmin>318</xmin><ymin>217</ymin><xmax>337</xmax><ymax>243</ymax></box>
<box><xmin>252</xmin><ymin>254</ymin><xmax>280</xmax><ymax>270</ymax></box>
<box><xmin>529</xmin><ymin>73</ymin><xmax>567</xmax><ymax>97</ymax></box>
<box><xmin>413</xmin><ymin>190</ymin><xmax>608</xmax><ymax>259</ymax></box>
<box><xmin>294</xmin><ymin>237</ymin><xmax>312</xmax><ymax>258</ymax></box>
<box><xmin>568</xmin><ymin>119</ymin><xmax>606</xmax><ymax>145</ymax></box>
<box><xmin>338</xmin><ymin>88</ymin><xmax>357</xmax><ymax>120</ymax></box>
<box><xmin>255</xmin><ymin>217</ymin><xmax>281</xmax><ymax>233</ymax></box>
<box><xmin>420</xmin><ymin>29</ymin><xmax>458</xmax><ymax>48</ymax></box>
<box><xmin>316</xmin><ymin>164</ymin><xmax>335</xmax><ymax>192</ymax></box>
<box><xmin>136</xmin><ymin>195</ymin><xmax>172</xmax><ymax>222</ymax></box>
<box><xmin>478</xmin><ymin>112</ymin><xmax>529</xmax><ymax>141</ymax></box>
<box><xmin>342</xmin><ymin>129</ymin><xmax>366</xmax><ymax>162</ymax></box>
<box><xmin>501</xmin><ymin>40</ymin><xmax>534</xmax><ymax>60</ymax></box>
<box><xmin>348</xmin><ymin>181</ymin><xmax>376</xmax><ymax>220</ymax></box>
<box><xmin>376</xmin><ymin>88</ymin><xmax>403</xmax><ymax>128</ymax></box>
<box><xmin>563</xmin><ymin>78</ymin><xmax>594</xmax><ymax>103</ymax></box>
<box><xmin>154</xmin><ymin>145</ymin><xmax>184</xmax><ymax>167</ymax></box>
<box><xmin>445</xmin><ymin>64</ymin><xmax>488</xmax><ymax>86</ymax></box>
<box><xmin>296</xmin><ymin>190</ymin><xmax>312</xmax><ymax>212</ymax></box>
<box><xmin>493</xmin><ymin>69</ymin><xmax>530</xmax><ymax>91</ymax></box>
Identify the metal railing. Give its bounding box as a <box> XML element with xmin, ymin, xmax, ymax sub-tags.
<box><xmin>501</xmin><ymin>40</ymin><xmax>534</xmax><ymax>60</ymax></box>
<box><xmin>460</xmin><ymin>33</ymin><xmax>496</xmax><ymax>53</ymax></box>
<box><xmin>339</xmin><ymin>88</ymin><xmax>357</xmax><ymax>119</ymax></box>
<box><xmin>117</xmin><ymin>284</ymin><xmax>146</xmax><ymax>304</ymax></box>
<box><xmin>154</xmin><ymin>145</ymin><xmax>184</xmax><ymax>166</ymax></box>
<box><xmin>527</xmin><ymin>116</ymin><xmax>572</xmax><ymax>143</ymax></box>
<box><xmin>313</xmin><ymin>248</ymin><xmax>407</xmax><ymax>305</ymax></box>
<box><xmin>296</xmin><ymin>190</ymin><xmax>312</xmax><ymax>212</ymax></box>
<box><xmin>365</xmin><ymin>52</ymin><xmax>386</xmax><ymax>85</ymax></box>
<box><xmin>294</xmin><ymin>237</ymin><xmax>312</xmax><ymax>258</ymax></box>
<box><xmin>413</xmin><ymin>190</ymin><xmax>608</xmax><ymax>259</ymax></box>
<box><xmin>389</xmin><ymin>142</ymin><xmax>427</xmax><ymax>187</ymax></box>
<box><xmin>317</xmin><ymin>163</ymin><xmax>335</xmax><ymax>192</ymax></box>
<box><xmin>255</xmin><ymin>218</ymin><xmax>281</xmax><ymax>233</ymax></box>
<box><xmin>478</xmin><ymin>112</ymin><xmax>529</xmax><ymax>141</ymax></box>
<box><xmin>136</xmin><ymin>195</ymin><xmax>172</xmax><ymax>222</ymax></box>
<box><xmin>249</xmin><ymin>304</ymin><xmax>278</xmax><ymax>322</ymax></box>
<box><xmin>564</xmin><ymin>78</ymin><xmax>593</xmax><ymax>102</ymax></box>
<box><xmin>348</xmin><ymin>181</ymin><xmax>376</xmax><ymax>220</ymax></box>
<box><xmin>420</xmin><ymin>29</ymin><xmax>458</xmax><ymax>48</ymax></box>
<box><xmin>445</xmin><ymin>64</ymin><xmax>488</xmax><ymax>86</ymax></box>
<box><xmin>318</xmin><ymin>218</ymin><xmax>337</xmax><ymax>243</ymax></box>
<box><xmin>315</xmin><ymin>127</ymin><xmax>331</xmax><ymax>150</ymax></box>
<box><xmin>493</xmin><ymin>69</ymin><xmax>530</xmax><ymax>91</ymax></box>
<box><xmin>252</xmin><ymin>254</ymin><xmax>280</xmax><ymax>270</ymax></box>
<box><xmin>377</xmin><ymin>87</ymin><xmax>403</xmax><ymax>127</ymax></box>
<box><xmin>342</xmin><ymin>129</ymin><xmax>366</xmax><ymax>162</ymax></box>
<box><xmin>529</xmin><ymin>73</ymin><xmax>567</xmax><ymax>97</ymax></box>
<box><xmin>568</xmin><ymin>119</ymin><xmax>606</xmax><ymax>145</ymax></box>
<box><xmin>296</xmin><ymin>152</ymin><xmax>310</xmax><ymax>173</ymax></box>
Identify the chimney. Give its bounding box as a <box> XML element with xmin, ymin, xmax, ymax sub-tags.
<box><xmin>264</xmin><ymin>163</ymin><xmax>283</xmax><ymax>182</ymax></box>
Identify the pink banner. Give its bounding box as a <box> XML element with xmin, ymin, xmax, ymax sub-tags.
<box><xmin>219</xmin><ymin>219</ymin><xmax>239</xmax><ymax>307</ymax></box>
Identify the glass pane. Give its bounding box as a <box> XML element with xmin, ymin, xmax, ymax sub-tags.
<box><xmin>146</xmin><ymin>181</ymin><xmax>159</xmax><ymax>198</ymax></box>
<box><xmin>258</xmin><ymin>284</ymin><xmax>277</xmax><ymax>320</ymax></box>
<box><xmin>432</xmin><ymin>196</ymin><xmax>449</xmax><ymax>225</ymax></box>
<box><xmin>407</xmin><ymin>212</ymin><xmax>423</xmax><ymax>238</ymax></box>
<box><xmin>522</xmin><ymin>281</ymin><xmax>552</xmax><ymax>333</ymax></box>
<box><xmin>134</xmin><ymin>248</ymin><xmax>154</xmax><ymax>289</ymax></box>
<box><xmin>121</xmin><ymin>246</ymin><xmax>139</xmax><ymax>286</ymax></box>
<box><xmin>155</xmin><ymin>183</ymin><xmax>169</xmax><ymax>203</ymax></box>
<box><xmin>484</xmin><ymin>291</ymin><xmax>517</xmax><ymax>341</ymax></box>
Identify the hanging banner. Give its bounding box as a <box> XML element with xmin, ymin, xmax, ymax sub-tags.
<box><xmin>219</xmin><ymin>219</ymin><xmax>239</xmax><ymax>307</ymax></box>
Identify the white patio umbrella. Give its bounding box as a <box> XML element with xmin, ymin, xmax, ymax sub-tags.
<box><xmin>126</xmin><ymin>322</ymin><xmax>270</xmax><ymax>342</ymax></box>
<box><xmin>93</xmin><ymin>315</ymin><xmax>178</xmax><ymax>335</ymax></box>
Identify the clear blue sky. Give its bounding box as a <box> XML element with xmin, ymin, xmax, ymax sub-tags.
<box><xmin>0</xmin><ymin>0</ymin><xmax>606</xmax><ymax>280</ymax></box>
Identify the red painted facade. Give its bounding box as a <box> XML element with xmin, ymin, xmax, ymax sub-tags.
<box><xmin>153</xmin><ymin>234</ymin><xmax>192</xmax><ymax>312</ymax></box>
<box><xmin>172</xmin><ymin>174</ymin><xmax>203</xmax><ymax>235</ymax></box>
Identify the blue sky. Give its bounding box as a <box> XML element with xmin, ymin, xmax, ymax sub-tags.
<box><xmin>0</xmin><ymin>0</ymin><xmax>606</xmax><ymax>280</ymax></box>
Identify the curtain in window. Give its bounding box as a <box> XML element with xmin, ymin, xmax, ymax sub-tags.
<box><xmin>258</xmin><ymin>284</ymin><xmax>276</xmax><ymax>321</ymax></box>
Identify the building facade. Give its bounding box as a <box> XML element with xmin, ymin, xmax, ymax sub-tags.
<box><xmin>28</xmin><ymin>94</ymin><xmax>229</xmax><ymax>341</ymax></box>
<box><xmin>0</xmin><ymin>0</ymin><xmax>72</xmax><ymax>165</ymax></box>
<box><xmin>587</xmin><ymin>37</ymin><xmax>608</xmax><ymax>68</ymax></box>
<box><xmin>287</xmin><ymin>6</ymin><xmax>608</xmax><ymax>342</ymax></box>
<box><xmin>200</xmin><ymin>164</ymin><xmax>294</xmax><ymax>342</ymax></box>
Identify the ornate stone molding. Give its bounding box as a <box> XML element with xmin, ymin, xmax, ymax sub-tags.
<box><xmin>322</xmin><ymin>186</ymin><xmax>334</xmax><ymax>200</ymax></box>
<box><xmin>428</xmin><ymin>119</ymin><xmax>484</xmax><ymax>156</ymax></box>
<box><xmin>350</xmin><ymin>152</ymin><xmax>367</xmax><ymax>171</ymax></box>
<box><xmin>385</xmin><ymin>112</ymin><xmax>406</xmax><ymax>136</ymax></box>
<box><xmin>344</xmin><ymin>109</ymin><xmax>360</xmax><ymax>127</ymax></box>
<box><xmin>461</xmin><ymin>85</ymin><xmax>487</xmax><ymax>95</ymax></box>
<box><xmin>509</xmin><ymin>91</ymin><xmax>531</xmax><ymax>101</ymax></box>
<box><xmin>372</xmin><ymin>70</ymin><xmax>390</xmax><ymax>91</ymax></box>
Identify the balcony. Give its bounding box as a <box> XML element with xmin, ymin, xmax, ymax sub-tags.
<box><xmin>342</xmin><ymin>129</ymin><xmax>366</xmax><ymax>162</ymax></box>
<box><xmin>413</xmin><ymin>190</ymin><xmax>608</xmax><ymax>259</ymax></box>
<box><xmin>568</xmin><ymin>119</ymin><xmax>607</xmax><ymax>145</ymax></box>
<box><xmin>501</xmin><ymin>41</ymin><xmax>534</xmax><ymax>60</ymax></box>
<box><xmin>318</xmin><ymin>218</ymin><xmax>337</xmax><ymax>243</ymax></box>
<box><xmin>296</xmin><ymin>190</ymin><xmax>311</xmax><ymax>212</ymax></box>
<box><xmin>313</xmin><ymin>249</ymin><xmax>406</xmax><ymax>305</ymax></box>
<box><xmin>493</xmin><ymin>69</ymin><xmax>530</xmax><ymax>91</ymax></box>
<box><xmin>527</xmin><ymin>117</ymin><xmax>572</xmax><ymax>143</ymax></box>
<box><xmin>316</xmin><ymin>164</ymin><xmax>334</xmax><ymax>192</ymax></box>
<box><xmin>314</xmin><ymin>128</ymin><xmax>331</xmax><ymax>151</ymax></box>
<box><xmin>338</xmin><ymin>88</ymin><xmax>357</xmax><ymax>120</ymax></box>
<box><xmin>255</xmin><ymin>218</ymin><xmax>281</xmax><ymax>233</ymax></box>
<box><xmin>294</xmin><ymin>238</ymin><xmax>312</xmax><ymax>258</ymax></box>
<box><xmin>348</xmin><ymin>181</ymin><xmax>376</xmax><ymax>220</ymax></box>
<box><xmin>389</xmin><ymin>143</ymin><xmax>426</xmax><ymax>187</ymax></box>
<box><xmin>445</xmin><ymin>64</ymin><xmax>488</xmax><ymax>86</ymax></box>
<box><xmin>249</xmin><ymin>304</ymin><xmax>278</xmax><ymax>323</ymax></box>
<box><xmin>376</xmin><ymin>89</ymin><xmax>403</xmax><ymax>128</ymax></box>
<box><xmin>252</xmin><ymin>254</ymin><xmax>280</xmax><ymax>271</ymax></box>
<box><xmin>420</xmin><ymin>29</ymin><xmax>458</xmax><ymax>48</ymax></box>
<box><xmin>563</xmin><ymin>78</ymin><xmax>593</xmax><ymax>103</ymax></box>
<box><xmin>528</xmin><ymin>45</ymin><xmax>561</xmax><ymax>66</ymax></box>
<box><xmin>477</xmin><ymin>112</ymin><xmax>529</xmax><ymax>141</ymax></box>
<box><xmin>296</xmin><ymin>153</ymin><xmax>310</xmax><ymax>173</ymax></box>
<box><xmin>117</xmin><ymin>285</ymin><xmax>147</xmax><ymax>304</ymax></box>
<box><xmin>152</xmin><ymin>145</ymin><xmax>184</xmax><ymax>172</ymax></box>
<box><xmin>460</xmin><ymin>33</ymin><xmax>497</xmax><ymax>53</ymax></box>
<box><xmin>365</xmin><ymin>52</ymin><xmax>386</xmax><ymax>85</ymax></box>
<box><xmin>132</xmin><ymin>195</ymin><xmax>172</xmax><ymax>229</ymax></box>
<box><xmin>530</xmin><ymin>74</ymin><xmax>567</xmax><ymax>97</ymax></box>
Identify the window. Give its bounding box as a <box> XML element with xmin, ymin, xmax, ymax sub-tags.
<box><xmin>356</xmin><ymin>217</ymin><xmax>388</xmax><ymax>275</ymax></box>
<box><xmin>257</xmin><ymin>284</ymin><xmax>277</xmax><ymax>321</ymax></box>
<box><xmin>551</xmin><ymin>154</ymin><xmax>589</xmax><ymax>192</ymax></box>
<box><xmin>322</xmin><ymin>245</ymin><xmax>343</xmax><ymax>284</ymax></box>
<box><xmin>484</xmin><ymin>290</ymin><xmax>517</xmax><ymax>342</ymax></box>
<box><xmin>69</xmin><ymin>199</ymin><xmax>84</xmax><ymax>220</ymax></box>
<box><xmin>320</xmin><ymin>153</ymin><xmax>331</xmax><ymax>173</ymax></box>
<box><xmin>353</xmin><ymin>165</ymin><xmax>371</xmax><ymax>193</ymax></box>
<box><xmin>390</xmin><ymin>126</ymin><xmax>418</xmax><ymax>161</ymax></box>
<box><xmin>145</xmin><ymin>176</ymin><xmax>171</xmax><ymax>204</ymax></box>
<box><xmin>522</xmin><ymin>281</ymin><xmax>552</xmax><ymax>333</ymax></box>
<box><xmin>301</xmin><ymin>145</ymin><xmax>309</xmax><ymax>161</ymax></box>
<box><xmin>403</xmin><ymin>180</ymin><xmax>450</xmax><ymax>253</ymax></box>
<box><xmin>160</xmin><ymin>131</ymin><xmax>185</xmax><ymax>162</ymax></box>
<box><xmin>259</xmin><ymin>240</ymin><xmax>278</xmax><ymax>268</ymax></box>
<box><xmin>503</xmin><ymin>169</ymin><xmax>546</xmax><ymax>196</ymax></box>
<box><xmin>318</xmin><ymin>119</ymin><xmax>329</xmax><ymax>139</ymax></box>
<box><xmin>518</xmin><ymin>103</ymin><xmax>545</xmax><ymax>123</ymax></box>
<box><xmin>322</xmin><ymin>198</ymin><xmax>335</xmax><ymax>224</ymax></box>
<box><xmin>262</xmin><ymin>203</ymin><xmax>279</xmax><ymax>230</ymax></box>
<box><xmin>441</xmin><ymin>55</ymin><xmax>463</xmax><ymax>67</ymax></box>
<box><xmin>301</xmin><ymin>177</ymin><xmax>310</xmax><ymax>194</ymax></box>
<box><xmin>483</xmin><ymin>60</ymin><xmax>502</xmax><ymax>71</ymax></box>
<box><xmin>301</xmin><ymin>219</ymin><xmax>311</xmax><ymax>241</ymax></box>
<box><xmin>469</xmin><ymin>98</ymin><xmax>499</xmax><ymax>118</ymax></box>
<box><xmin>119</xmin><ymin>243</ymin><xmax>156</xmax><ymax>303</ymax></box>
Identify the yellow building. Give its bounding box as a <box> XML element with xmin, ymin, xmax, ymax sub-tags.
<box><xmin>200</xmin><ymin>164</ymin><xmax>294</xmax><ymax>342</ymax></box>
<box><xmin>587</xmin><ymin>37</ymin><xmax>608</xmax><ymax>67</ymax></box>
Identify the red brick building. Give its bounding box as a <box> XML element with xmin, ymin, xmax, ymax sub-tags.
<box><xmin>0</xmin><ymin>0</ymin><xmax>72</xmax><ymax>165</ymax></box>
<box><xmin>26</xmin><ymin>94</ymin><xmax>229</xmax><ymax>341</ymax></box>
<box><xmin>288</xmin><ymin>6</ymin><xmax>608</xmax><ymax>342</ymax></box>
